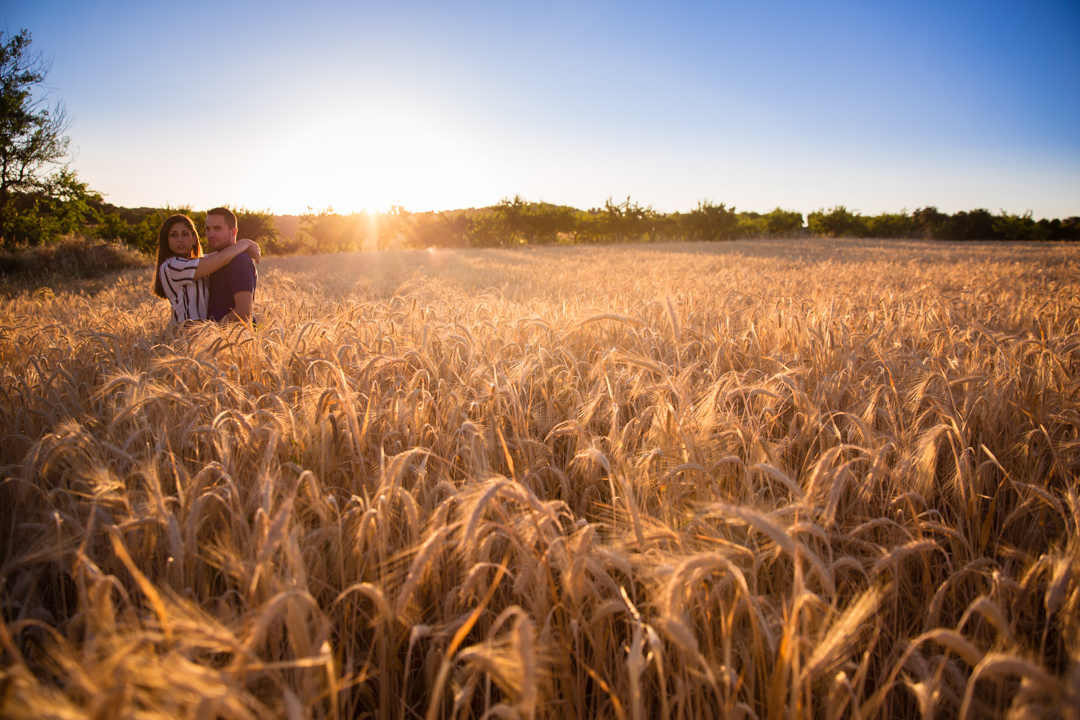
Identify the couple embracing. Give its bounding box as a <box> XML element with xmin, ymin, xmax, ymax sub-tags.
<box><xmin>153</xmin><ymin>207</ymin><xmax>260</xmax><ymax>326</ymax></box>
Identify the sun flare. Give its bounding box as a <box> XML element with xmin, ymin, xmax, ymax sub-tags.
<box><xmin>242</xmin><ymin>105</ymin><xmax>500</xmax><ymax>214</ymax></box>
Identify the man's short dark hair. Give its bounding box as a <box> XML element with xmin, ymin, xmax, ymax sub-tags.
<box><xmin>206</xmin><ymin>207</ymin><xmax>237</xmax><ymax>229</ymax></box>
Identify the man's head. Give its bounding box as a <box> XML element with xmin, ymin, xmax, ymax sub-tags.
<box><xmin>205</xmin><ymin>207</ymin><xmax>238</xmax><ymax>252</ymax></box>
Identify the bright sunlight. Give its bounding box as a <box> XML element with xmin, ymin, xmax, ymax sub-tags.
<box><xmin>241</xmin><ymin>103</ymin><xmax>504</xmax><ymax>214</ymax></box>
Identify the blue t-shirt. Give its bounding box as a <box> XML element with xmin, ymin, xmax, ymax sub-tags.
<box><xmin>207</xmin><ymin>253</ymin><xmax>258</xmax><ymax>322</ymax></box>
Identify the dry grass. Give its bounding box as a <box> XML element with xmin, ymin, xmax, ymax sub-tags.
<box><xmin>1</xmin><ymin>237</ymin><xmax>1078</xmax><ymax>719</ymax></box>
<box><xmin>0</xmin><ymin>235</ymin><xmax>150</xmax><ymax>284</ymax></box>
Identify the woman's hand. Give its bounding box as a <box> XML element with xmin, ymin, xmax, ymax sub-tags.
<box><xmin>239</xmin><ymin>238</ymin><xmax>262</xmax><ymax>264</ymax></box>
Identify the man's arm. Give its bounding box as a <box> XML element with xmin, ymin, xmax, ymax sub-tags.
<box><xmin>228</xmin><ymin>291</ymin><xmax>253</xmax><ymax>323</ymax></box>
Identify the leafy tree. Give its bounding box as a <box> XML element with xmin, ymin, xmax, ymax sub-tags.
<box><xmin>993</xmin><ymin>210</ymin><xmax>1044</xmax><ymax>241</ymax></box>
<box><xmin>1057</xmin><ymin>218</ymin><xmax>1080</xmax><ymax>241</ymax></box>
<box><xmin>235</xmin><ymin>208</ymin><xmax>281</xmax><ymax>248</ymax></box>
<box><xmin>573</xmin><ymin>209</ymin><xmax>606</xmax><ymax>244</ymax></box>
<box><xmin>1037</xmin><ymin>217</ymin><xmax>1080</xmax><ymax>242</ymax></box>
<box><xmin>940</xmin><ymin>209</ymin><xmax>997</xmax><ymax>241</ymax></box>
<box><xmin>5</xmin><ymin>167</ymin><xmax>102</xmax><ymax>245</ymax></box>
<box><xmin>682</xmin><ymin>200</ymin><xmax>738</xmax><ymax>241</ymax></box>
<box><xmin>492</xmin><ymin>195</ymin><xmax>528</xmax><ymax>245</ymax></box>
<box><xmin>124</xmin><ymin>208</ymin><xmax>177</xmax><ymax>255</ymax></box>
<box><xmin>374</xmin><ymin>206</ymin><xmax>412</xmax><ymax>251</ymax></box>
<box><xmin>764</xmin><ymin>208</ymin><xmax>804</xmax><ymax>236</ymax></box>
<box><xmin>598</xmin><ymin>196</ymin><xmax>654</xmax><ymax>242</ymax></box>
<box><xmin>650</xmin><ymin>211</ymin><xmax>682</xmax><ymax>241</ymax></box>
<box><xmin>491</xmin><ymin>195</ymin><xmax>577</xmax><ymax>245</ymax></box>
<box><xmin>405</xmin><ymin>211</ymin><xmax>468</xmax><ymax>248</ymax></box>
<box><xmin>864</xmin><ymin>211</ymin><xmax>914</xmax><ymax>238</ymax></box>
<box><xmin>464</xmin><ymin>210</ymin><xmax>504</xmax><ymax>248</ymax></box>
<box><xmin>807</xmin><ymin>206</ymin><xmax>866</xmax><ymax>237</ymax></box>
<box><xmin>733</xmin><ymin>208</ymin><xmax>803</xmax><ymax>238</ymax></box>
<box><xmin>0</xmin><ymin>29</ymin><xmax>81</xmax><ymax>246</ymax></box>
<box><xmin>737</xmin><ymin>211</ymin><xmax>767</xmax><ymax>238</ymax></box>
<box><xmin>533</xmin><ymin>202</ymin><xmax>577</xmax><ymax>244</ymax></box>
<box><xmin>95</xmin><ymin>210</ymin><xmax>130</xmax><ymax>243</ymax></box>
<box><xmin>296</xmin><ymin>207</ymin><xmax>374</xmax><ymax>254</ymax></box>
<box><xmin>912</xmin><ymin>207</ymin><xmax>948</xmax><ymax>238</ymax></box>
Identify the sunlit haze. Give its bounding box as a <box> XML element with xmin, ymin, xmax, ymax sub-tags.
<box><xmin>4</xmin><ymin>1</ymin><xmax>1079</xmax><ymax>217</ymax></box>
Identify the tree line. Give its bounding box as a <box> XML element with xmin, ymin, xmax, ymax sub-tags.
<box><xmin>247</xmin><ymin>200</ymin><xmax>1080</xmax><ymax>254</ymax></box>
<box><xmin>3</xmin><ymin>29</ymin><xmax>1078</xmax><ymax>257</ymax></box>
<box><xmin>7</xmin><ymin>192</ymin><xmax>1080</xmax><ymax>258</ymax></box>
<box><xmin>806</xmin><ymin>205</ymin><xmax>1080</xmax><ymax>242</ymax></box>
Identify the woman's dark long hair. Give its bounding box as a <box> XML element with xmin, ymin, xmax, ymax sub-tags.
<box><xmin>153</xmin><ymin>214</ymin><xmax>203</xmax><ymax>299</ymax></box>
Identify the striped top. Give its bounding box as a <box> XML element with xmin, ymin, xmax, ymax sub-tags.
<box><xmin>159</xmin><ymin>257</ymin><xmax>209</xmax><ymax>324</ymax></box>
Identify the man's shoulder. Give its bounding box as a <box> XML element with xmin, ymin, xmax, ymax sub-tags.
<box><xmin>221</xmin><ymin>251</ymin><xmax>257</xmax><ymax>288</ymax></box>
<box><xmin>227</xmin><ymin>253</ymin><xmax>256</xmax><ymax>269</ymax></box>
<box><xmin>209</xmin><ymin>251</ymin><xmax>254</xmax><ymax>276</ymax></box>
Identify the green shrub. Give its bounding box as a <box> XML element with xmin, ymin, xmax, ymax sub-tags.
<box><xmin>764</xmin><ymin>208</ymin><xmax>804</xmax><ymax>236</ymax></box>
<box><xmin>808</xmin><ymin>206</ymin><xmax>867</xmax><ymax>237</ymax></box>
<box><xmin>865</xmin><ymin>212</ymin><xmax>915</xmax><ymax>238</ymax></box>
<box><xmin>682</xmin><ymin>200</ymin><xmax>738</xmax><ymax>241</ymax></box>
<box><xmin>736</xmin><ymin>212</ymin><xmax>767</xmax><ymax>238</ymax></box>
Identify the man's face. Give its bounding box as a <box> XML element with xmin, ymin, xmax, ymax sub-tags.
<box><xmin>205</xmin><ymin>214</ymin><xmax>237</xmax><ymax>251</ymax></box>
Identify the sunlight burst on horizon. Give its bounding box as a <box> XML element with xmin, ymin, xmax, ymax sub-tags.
<box><xmin>240</xmin><ymin>104</ymin><xmax>505</xmax><ymax>215</ymax></box>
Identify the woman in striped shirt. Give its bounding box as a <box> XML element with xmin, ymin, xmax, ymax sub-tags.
<box><xmin>152</xmin><ymin>214</ymin><xmax>262</xmax><ymax>325</ymax></box>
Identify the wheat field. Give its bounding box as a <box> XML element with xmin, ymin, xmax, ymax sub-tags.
<box><xmin>1</xmin><ymin>238</ymin><xmax>1077</xmax><ymax>719</ymax></box>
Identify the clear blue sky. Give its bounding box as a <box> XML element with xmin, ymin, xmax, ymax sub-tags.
<box><xmin>4</xmin><ymin>0</ymin><xmax>1079</xmax><ymax>218</ymax></box>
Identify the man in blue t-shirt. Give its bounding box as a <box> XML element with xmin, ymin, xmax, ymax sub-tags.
<box><xmin>204</xmin><ymin>207</ymin><xmax>258</xmax><ymax>323</ymax></box>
